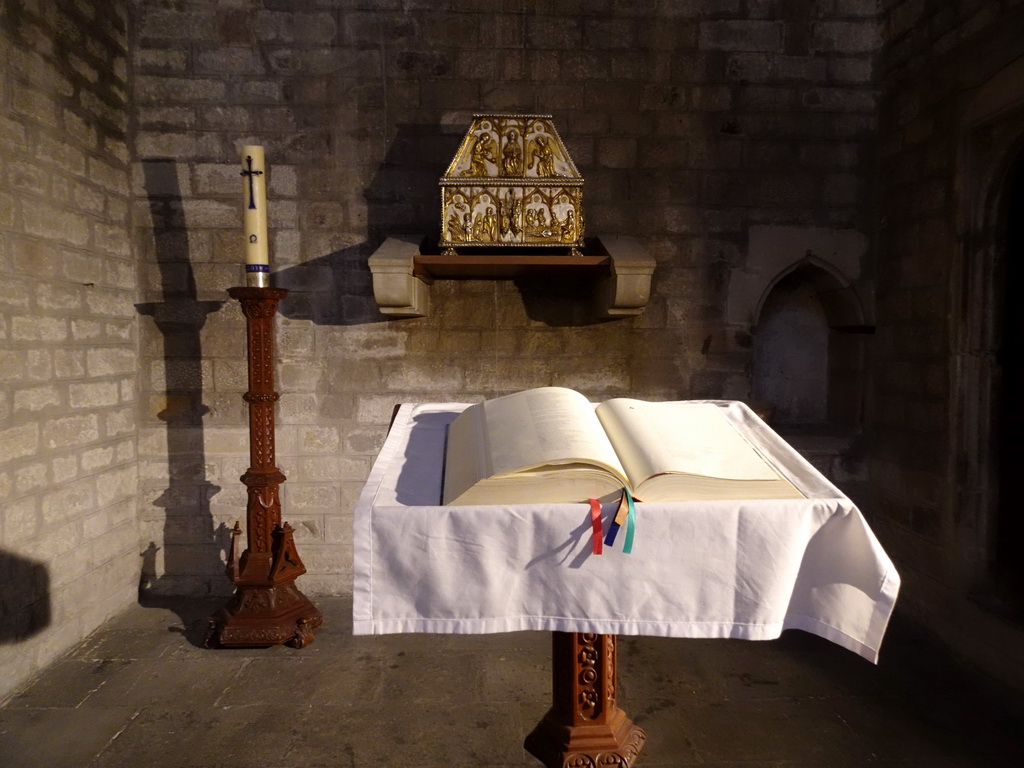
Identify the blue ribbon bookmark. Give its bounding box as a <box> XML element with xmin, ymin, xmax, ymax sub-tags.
<box><xmin>604</xmin><ymin>490</ymin><xmax>627</xmax><ymax>546</ymax></box>
<box><xmin>603</xmin><ymin>489</ymin><xmax>636</xmax><ymax>553</ymax></box>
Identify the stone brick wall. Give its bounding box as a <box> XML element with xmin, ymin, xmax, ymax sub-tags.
<box><xmin>0</xmin><ymin>0</ymin><xmax>137</xmax><ymax>699</ymax></box>
<box><xmin>132</xmin><ymin>0</ymin><xmax>882</xmax><ymax>599</ymax></box>
<box><xmin>873</xmin><ymin>0</ymin><xmax>1024</xmax><ymax>685</ymax></box>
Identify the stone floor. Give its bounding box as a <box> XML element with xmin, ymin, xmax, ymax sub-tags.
<box><xmin>1</xmin><ymin>597</ymin><xmax>1022</xmax><ymax>767</ymax></box>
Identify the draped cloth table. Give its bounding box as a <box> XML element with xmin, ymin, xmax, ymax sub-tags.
<box><xmin>353</xmin><ymin>402</ymin><xmax>900</xmax><ymax>767</ymax></box>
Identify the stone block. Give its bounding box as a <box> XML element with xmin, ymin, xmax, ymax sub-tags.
<box><xmin>463</xmin><ymin>360</ymin><xmax>553</xmax><ymax>393</ymax></box>
<box><xmin>209</xmin><ymin>357</ymin><xmax>244</xmax><ymax>390</ymax></box>
<box><xmin>596</xmin><ymin>137</ymin><xmax>638</xmax><ymax>168</ymax></box>
<box><xmin>699</xmin><ymin>20</ymin><xmax>782</xmax><ymax>52</ymax></box>
<box><xmin>68</xmin><ymin>381</ymin><xmax>120</xmax><ymax>409</ymax></box>
<box><xmin>2</xmin><ymin>496</ymin><xmax>40</xmax><ymax>545</ymax></box>
<box><xmin>62</xmin><ymin>249</ymin><xmax>106</xmax><ymax>287</ymax></box>
<box><xmin>278</xmin><ymin>392</ymin><xmax>320</xmax><ymax>423</ymax></box>
<box><xmin>55</xmin><ymin>350</ymin><xmax>87</xmax><ymax>380</ymax></box>
<box><xmin>42</xmin><ymin>414</ymin><xmax>99</xmax><ymax>450</ymax></box>
<box><xmin>135</xmin><ymin>48</ymin><xmax>189</xmax><ymax>73</ymax></box>
<box><xmin>811</xmin><ymin>21</ymin><xmax>881</xmax><ymax>54</ymax></box>
<box><xmin>298</xmin><ymin>455</ymin><xmax>371</xmax><ymax>482</ymax></box>
<box><xmin>138</xmin><ymin>8</ymin><xmax>216</xmax><ymax>41</ymax></box>
<box><xmin>284</xmin><ymin>483</ymin><xmax>340</xmax><ymax>510</ymax></box>
<box><xmin>136</xmin><ymin>75</ymin><xmax>226</xmax><ymax>105</ymax></box>
<box><xmin>42</xmin><ymin>478</ymin><xmax>96</xmax><ymax>526</ymax></box>
<box><xmin>194</xmin><ymin>47</ymin><xmax>265</xmax><ymax>76</ymax></box>
<box><xmin>584</xmin><ymin>18</ymin><xmax>636</xmax><ymax>48</ymax></box>
<box><xmin>13</xmin><ymin>385</ymin><xmax>62</xmax><ymax>414</ymax></box>
<box><xmin>298</xmin><ymin>425</ymin><xmax>341</xmax><ymax>454</ymax></box>
<box><xmin>105</xmin><ymin>406</ymin><xmax>135</xmax><ymax>438</ymax></box>
<box><xmin>382</xmin><ymin>360</ymin><xmax>464</xmax><ymax>393</ymax></box>
<box><xmin>15</xmin><ymin>462</ymin><xmax>49</xmax><ymax>495</ymax></box>
<box><xmin>103</xmin><ymin>258</ymin><xmax>135</xmax><ymax>291</ymax></box>
<box><xmin>526</xmin><ymin>15</ymin><xmax>583</xmax><ymax>49</ymax></box>
<box><xmin>23</xmin><ymin>203</ymin><xmax>90</xmax><ymax>247</ymax></box>
<box><xmin>36</xmin><ymin>283</ymin><xmax>82</xmax><ymax>314</ymax></box>
<box><xmin>86</xmin><ymin>347</ymin><xmax>136</xmax><ymax>377</ymax></box>
<box><xmin>191</xmin><ymin>162</ymin><xmax>242</xmax><ymax>195</ymax></box>
<box><xmin>81</xmin><ymin>506</ymin><xmax>116</xmax><ymax>543</ymax></box>
<box><xmin>0</xmin><ymin>423</ymin><xmax>40</xmax><ymax>464</ymax></box>
<box><xmin>202</xmin><ymin>428</ymin><xmax>248</xmax><ymax>456</ymax></box>
<box><xmin>81</xmin><ymin>445</ymin><xmax>115</xmax><ymax>472</ymax></box>
<box><xmin>355</xmin><ymin>394</ymin><xmax>407</xmax><ymax>425</ymax></box>
<box><xmin>9</xmin><ymin>239</ymin><xmax>57</xmax><ymax>280</ymax></box>
<box><xmin>92</xmin><ymin>222</ymin><xmax>131</xmax><ymax>259</ymax></box>
<box><xmin>51</xmin><ymin>454</ymin><xmax>78</xmax><ymax>483</ymax></box>
<box><xmin>0</xmin><ymin>469</ymin><xmax>11</xmax><ymax>501</ymax></box>
<box><xmin>35</xmin><ymin>133</ymin><xmax>88</xmax><ymax>178</ymax></box>
<box><xmin>276</xmin><ymin>359</ymin><xmax>321</xmax><ymax>392</ymax></box>
<box><xmin>12</xmin><ymin>80</ymin><xmax>60</xmax><ymax>130</ymax></box>
<box><xmin>11</xmin><ymin>316</ymin><xmax>68</xmax><ymax>343</ymax></box>
<box><xmin>95</xmin><ymin>462</ymin><xmax>138</xmax><ymax>512</ymax></box>
<box><xmin>9</xmin><ymin>160</ymin><xmax>51</xmax><ymax>198</ymax></box>
<box><xmin>344</xmin><ymin>426</ymin><xmax>387</xmax><ymax>456</ymax></box>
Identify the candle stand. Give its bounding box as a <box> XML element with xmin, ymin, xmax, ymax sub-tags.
<box><xmin>207</xmin><ymin>286</ymin><xmax>322</xmax><ymax>648</ymax></box>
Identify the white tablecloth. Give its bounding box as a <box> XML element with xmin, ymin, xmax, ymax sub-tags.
<box><xmin>352</xmin><ymin>401</ymin><xmax>900</xmax><ymax>662</ymax></box>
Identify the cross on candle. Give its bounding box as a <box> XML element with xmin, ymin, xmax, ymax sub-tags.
<box><xmin>241</xmin><ymin>155</ymin><xmax>264</xmax><ymax>210</ymax></box>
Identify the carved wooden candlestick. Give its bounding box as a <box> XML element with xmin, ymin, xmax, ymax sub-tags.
<box><xmin>207</xmin><ymin>286</ymin><xmax>322</xmax><ymax>648</ymax></box>
<box><xmin>524</xmin><ymin>632</ymin><xmax>647</xmax><ymax>768</ymax></box>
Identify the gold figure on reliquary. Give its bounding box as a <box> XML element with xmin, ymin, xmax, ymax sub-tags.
<box><xmin>440</xmin><ymin>114</ymin><xmax>585</xmax><ymax>251</ymax></box>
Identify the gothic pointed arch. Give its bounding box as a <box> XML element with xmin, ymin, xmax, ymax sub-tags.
<box><xmin>751</xmin><ymin>259</ymin><xmax>868</xmax><ymax>429</ymax></box>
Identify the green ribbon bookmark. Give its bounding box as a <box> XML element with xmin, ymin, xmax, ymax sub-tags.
<box><xmin>622</xmin><ymin>489</ymin><xmax>637</xmax><ymax>554</ymax></box>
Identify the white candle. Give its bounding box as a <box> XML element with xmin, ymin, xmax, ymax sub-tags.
<box><xmin>241</xmin><ymin>145</ymin><xmax>269</xmax><ymax>286</ymax></box>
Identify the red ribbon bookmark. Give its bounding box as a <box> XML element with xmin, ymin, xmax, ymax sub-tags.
<box><xmin>588</xmin><ymin>498</ymin><xmax>603</xmax><ymax>555</ymax></box>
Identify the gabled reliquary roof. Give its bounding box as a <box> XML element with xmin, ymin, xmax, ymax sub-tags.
<box><xmin>442</xmin><ymin>114</ymin><xmax>582</xmax><ymax>184</ymax></box>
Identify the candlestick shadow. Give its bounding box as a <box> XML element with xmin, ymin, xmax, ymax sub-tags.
<box><xmin>135</xmin><ymin>158</ymin><xmax>228</xmax><ymax>626</ymax></box>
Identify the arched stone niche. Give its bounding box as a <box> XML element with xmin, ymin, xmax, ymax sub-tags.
<box><xmin>729</xmin><ymin>226</ymin><xmax>871</xmax><ymax>431</ymax></box>
<box><xmin>751</xmin><ymin>261</ymin><xmax>868</xmax><ymax>428</ymax></box>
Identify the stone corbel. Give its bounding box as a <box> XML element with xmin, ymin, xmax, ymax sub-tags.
<box><xmin>595</xmin><ymin>235</ymin><xmax>656</xmax><ymax>317</ymax></box>
<box><xmin>368</xmin><ymin>238</ymin><xmax>429</xmax><ymax>317</ymax></box>
<box><xmin>368</xmin><ymin>235</ymin><xmax>654</xmax><ymax>318</ymax></box>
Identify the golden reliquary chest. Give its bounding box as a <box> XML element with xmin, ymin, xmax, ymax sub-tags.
<box><xmin>440</xmin><ymin>114</ymin><xmax>584</xmax><ymax>254</ymax></box>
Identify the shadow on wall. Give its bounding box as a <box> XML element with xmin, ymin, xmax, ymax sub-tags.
<box><xmin>0</xmin><ymin>550</ymin><xmax>51</xmax><ymax>643</ymax></box>
<box><xmin>276</xmin><ymin>122</ymin><xmax>608</xmax><ymax>327</ymax></box>
<box><xmin>136</xmin><ymin>158</ymin><xmax>232</xmax><ymax>603</ymax></box>
<box><xmin>276</xmin><ymin>123</ymin><xmax>457</xmax><ymax>326</ymax></box>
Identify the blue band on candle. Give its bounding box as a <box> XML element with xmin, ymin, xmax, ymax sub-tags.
<box><xmin>245</xmin><ymin>264</ymin><xmax>270</xmax><ymax>273</ymax></box>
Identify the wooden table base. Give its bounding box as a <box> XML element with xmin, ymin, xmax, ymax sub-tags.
<box><xmin>525</xmin><ymin>632</ymin><xmax>646</xmax><ymax>768</ymax></box>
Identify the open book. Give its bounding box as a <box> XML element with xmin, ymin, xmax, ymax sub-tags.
<box><xmin>442</xmin><ymin>387</ymin><xmax>805</xmax><ymax>505</ymax></box>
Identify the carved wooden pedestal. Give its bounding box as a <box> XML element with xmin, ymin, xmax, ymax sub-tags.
<box><xmin>207</xmin><ymin>287</ymin><xmax>322</xmax><ymax>648</ymax></box>
<box><xmin>525</xmin><ymin>632</ymin><xmax>647</xmax><ymax>768</ymax></box>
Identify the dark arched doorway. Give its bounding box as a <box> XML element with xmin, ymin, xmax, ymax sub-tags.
<box><xmin>993</xmin><ymin>150</ymin><xmax>1024</xmax><ymax>611</ymax></box>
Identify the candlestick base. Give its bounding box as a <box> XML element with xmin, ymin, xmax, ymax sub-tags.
<box><xmin>208</xmin><ymin>518</ymin><xmax>323</xmax><ymax>648</ymax></box>
<box><xmin>207</xmin><ymin>581</ymin><xmax>323</xmax><ymax>648</ymax></box>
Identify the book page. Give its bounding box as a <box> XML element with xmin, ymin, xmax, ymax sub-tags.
<box><xmin>442</xmin><ymin>403</ymin><xmax>491</xmax><ymax>506</ymax></box>
<box><xmin>443</xmin><ymin>387</ymin><xmax>629</xmax><ymax>505</ymax></box>
<box><xmin>484</xmin><ymin>387</ymin><xmax>627</xmax><ymax>480</ymax></box>
<box><xmin>596</xmin><ymin>399</ymin><xmax>786</xmax><ymax>487</ymax></box>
